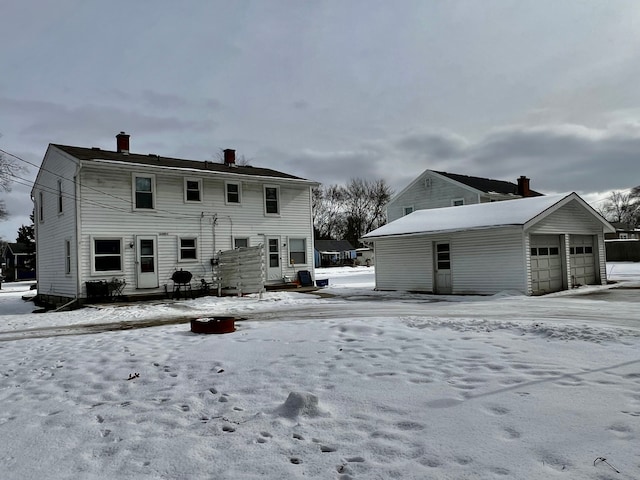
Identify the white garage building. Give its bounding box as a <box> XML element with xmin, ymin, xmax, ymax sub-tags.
<box><xmin>362</xmin><ymin>193</ymin><xmax>614</xmax><ymax>295</ymax></box>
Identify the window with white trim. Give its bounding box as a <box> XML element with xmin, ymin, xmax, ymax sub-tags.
<box><xmin>264</xmin><ymin>186</ymin><xmax>279</xmax><ymax>215</ymax></box>
<box><xmin>92</xmin><ymin>238</ymin><xmax>123</xmax><ymax>272</ymax></box>
<box><xmin>234</xmin><ymin>237</ymin><xmax>249</xmax><ymax>248</ymax></box>
<box><xmin>65</xmin><ymin>240</ymin><xmax>71</xmax><ymax>274</ymax></box>
<box><xmin>58</xmin><ymin>180</ymin><xmax>63</xmax><ymax>214</ymax></box>
<box><xmin>179</xmin><ymin>237</ymin><xmax>197</xmax><ymax>261</ymax></box>
<box><xmin>289</xmin><ymin>238</ymin><xmax>306</xmax><ymax>265</ymax></box>
<box><xmin>226</xmin><ymin>182</ymin><xmax>241</xmax><ymax>204</ymax></box>
<box><xmin>403</xmin><ymin>206</ymin><xmax>414</xmax><ymax>216</ymax></box>
<box><xmin>38</xmin><ymin>191</ymin><xmax>44</xmax><ymax>222</ymax></box>
<box><xmin>451</xmin><ymin>198</ymin><xmax>464</xmax><ymax>206</ymax></box>
<box><xmin>133</xmin><ymin>174</ymin><xmax>155</xmax><ymax>209</ymax></box>
<box><xmin>184</xmin><ymin>178</ymin><xmax>202</xmax><ymax>202</ymax></box>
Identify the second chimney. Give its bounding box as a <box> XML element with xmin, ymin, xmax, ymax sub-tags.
<box><xmin>517</xmin><ymin>176</ymin><xmax>531</xmax><ymax>197</ymax></box>
<box><xmin>224</xmin><ymin>149</ymin><xmax>236</xmax><ymax>166</ymax></box>
<box><xmin>116</xmin><ymin>131</ymin><xmax>130</xmax><ymax>154</ymax></box>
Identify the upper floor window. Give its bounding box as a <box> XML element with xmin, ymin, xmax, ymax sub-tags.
<box><xmin>57</xmin><ymin>180</ymin><xmax>63</xmax><ymax>214</ymax></box>
<box><xmin>264</xmin><ymin>186</ymin><xmax>279</xmax><ymax>215</ymax></box>
<box><xmin>133</xmin><ymin>174</ymin><xmax>155</xmax><ymax>209</ymax></box>
<box><xmin>38</xmin><ymin>191</ymin><xmax>44</xmax><ymax>222</ymax></box>
<box><xmin>184</xmin><ymin>178</ymin><xmax>202</xmax><ymax>202</ymax></box>
<box><xmin>226</xmin><ymin>182</ymin><xmax>241</xmax><ymax>204</ymax></box>
<box><xmin>403</xmin><ymin>206</ymin><xmax>414</xmax><ymax>216</ymax></box>
<box><xmin>451</xmin><ymin>198</ymin><xmax>465</xmax><ymax>207</ymax></box>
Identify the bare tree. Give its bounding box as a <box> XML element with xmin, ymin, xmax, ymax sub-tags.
<box><xmin>313</xmin><ymin>178</ymin><xmax>392</xmax><ymax>247</ymax></box>
<box><xmin>0</xmin><ymin>149</ymin><xmax>25</xmax><ymax>222</ymax></box>
<box><xmin>598</xmin><ymin>189</ymin><xmax>640</xmax><ymax>226</ymax></box>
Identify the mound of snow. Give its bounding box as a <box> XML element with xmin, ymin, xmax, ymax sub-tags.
<box><xmin>276</xmin><ymin>391</ymin><xmax>328</xmax><ymax>419</ymax></box>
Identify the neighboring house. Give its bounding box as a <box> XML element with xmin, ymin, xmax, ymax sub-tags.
<box><xmin>314</xmin><ymin>240</ymin><xmax>356</xmax><ymax>267</ymax></box>
<box><xmin>32</xmin><ymin>132</ymin><xmax>318</xmax><ymax>307</ymax></box>
<box><xmin>355</xmin><ymin>247</ymin><xmax>374</xmax><ymax>266</ymax></box>
<box><xmin>387</xmin><ymin>170</ymin><xmax>543</xmax><ymax>223</ymax></box>
<box><xmin>605</xmin><ymin>222</ymin><xmax>639</xmax><ymax>240</ymax></box>
<box><xmin>1</xmin><ymin>243</ymin><xmax>36</xmax><ymax>281</ymax></box>
<box><xmin>605</xmin><ymin>222</ymin><xmax>640</xmax><ymax>262</ymax></box>
<box><xmin>363</xmin><ymin>193</ymin><xmax>614</xmax><ymax>296</ymax></box>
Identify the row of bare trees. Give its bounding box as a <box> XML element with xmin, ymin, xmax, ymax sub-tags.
<box><xmin>313</xmin><ymin>178</ymin><xmax>392</xmax><ymax>248</ymax></box>
<box><xmin>598</xmin><ymin>187</ymin><xmax>640</xmax><ymax>227</ymax></box>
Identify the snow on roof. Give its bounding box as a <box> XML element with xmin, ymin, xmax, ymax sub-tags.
<box><xmin>364</xmin><ymin>193</ymin><xmax>572</xmax><ymax>239</ymax></box>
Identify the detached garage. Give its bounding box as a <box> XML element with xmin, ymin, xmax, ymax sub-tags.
<box><xmin>362</xmin><ymin>193</ymin><xmax>614</xmax><ymax>295</ymax></box>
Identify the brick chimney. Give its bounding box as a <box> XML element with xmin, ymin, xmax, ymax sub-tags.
<box><xmin>116</xmin><ymin>131</ymin><xmax>130</xmax><ymax>154</ymax></box>
<box><xmin>223</xmin><ymin>149</ymin><xmax>236</xmax><ymax>166</ymax></box>
<box><xmin>517</xmin><ymin>176</ymin><xmax>531</xmax><ymax>197</ymax></box>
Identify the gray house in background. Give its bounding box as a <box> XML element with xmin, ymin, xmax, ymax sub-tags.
<box><xmin>387</xmin><ymin>170</ymin><xmax>542</xmax><ymax>223</ymax></box>
<box><xmin>364</xmin><ymin>193</ymin><xmax>614</xmax><ymax>296</ymax></box>
<box><xmin>314</xmin><ymin>240</ymin><xmax>356</xmax><ymax>267</ymax></box>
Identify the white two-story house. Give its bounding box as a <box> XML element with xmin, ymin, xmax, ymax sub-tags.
<box><xmin>32</xmin><ymin>132</ymin><xmax>318</xmax><ymax>307</ymax></box>
<box><xmin>386</xmin><ymin>170</ymin><xmax>543</xmax><ymax>223</ymax></box>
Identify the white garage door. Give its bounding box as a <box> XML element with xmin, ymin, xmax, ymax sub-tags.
<box><xmin>530</xmin><ymin>235</ymin><xmax>563</xmax><ymax>294</ymax></box>
<box><xmin>570</xmin><ymin>235</ymin><xmax>596</xmax><ymax>286</ymax></box>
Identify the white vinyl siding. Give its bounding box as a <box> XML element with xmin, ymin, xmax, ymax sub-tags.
<box><xmin>387</xmin><ymin>171</ymin><xmax>479</xmax><ymax>222</ymax></box>
<box><xmin>374</xmin><ymin>237</ymin><xmax>432</xmax><ymax>292</ymax></box>
<box><xmin>74</xmin><ymin>161</ymin><xmax>315</xmax><ymax>294</ymax></box>
<box><xmin>451</xmin><ymin>228</ymin><xmax>526</xmax><ymax>295</ymax></box>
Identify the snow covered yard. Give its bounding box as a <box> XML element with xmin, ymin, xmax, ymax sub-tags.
<box><xmin>0</xmin><ymin>265</ymin><xmax>639</xmax><ymax>479</ymax></box>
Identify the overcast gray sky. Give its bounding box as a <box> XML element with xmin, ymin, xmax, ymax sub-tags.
<box><xmin>2</xmin><ymin>0</ymin><xmax>639</xmax><ymax>240</ymax></box>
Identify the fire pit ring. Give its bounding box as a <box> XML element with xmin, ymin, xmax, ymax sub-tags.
<box><xmin>190</xmin><ymin>316</ymin><xmax>236</xmax><ymax>334</ymax></box>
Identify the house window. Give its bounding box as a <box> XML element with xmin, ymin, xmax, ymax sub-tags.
<box><xmin>265</xmin><ymin>186</ymin><xmax>279</xmax><ymax>214</ymax></box>
<box><xmin>234</xmin><ymin>237</ymin><xmax>249</xmax><ymax>249</ymax></box>
<box><xmin>65</xmin><ymin>240</ymin><xmax>71</xmax><ymax>274</ymax></box>
<box><xmin>184</xmin><ymin>178</ymin><xmax>202</xmax><ymax>202</ymax></box>
<box><xmin>451</xmin><ymin>198</ymin><xmax>465</xmax><ymax>206</ymax></box>
<box><xmin>403</xmin><ymin>206</ymin><xmax>414</xmax><ymax>216</ymax></box>
<box><xmin>226</xmin><ymin>182</ymin><xmax>241</xmax><ymax>204</ymax></box>
<box><xmin>93</xmin><ymin>238</ymin><xmax>122</xmax><ymax>272</ymax></box>
<box><xmin>58</xmin><ymin>180</ymin><xmax>63</xmax><ymax>214</ymax></box>
<box><xmin>179</xmin><ymin>238</ymin><xmax>197</xmax><ymax>261</ymax></box>
<box><xmin>289</xmin><ymin>238</ymin><xmax>306</xmax><ymax>265</ymax></box>
<box><xmin>38</xmin><ymin>191</ymin><xmax>44</xmax><ymax>222</ymax></box>
<box><xmin>134</xmin><ymin>174</ymin><xmax>155</xmax><ymax>209</ymax></box>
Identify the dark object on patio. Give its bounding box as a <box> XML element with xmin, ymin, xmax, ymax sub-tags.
<box><xmin>86</xmin><ymin>280</ymin><xmax>109</xmax><ymax>299</ymax></box>
<box><xmin>297</xmin><ymin>270</ymin><xmax>313</xmax><ymax>287</ymax></box>
<box><xmin>316</xmin><ymin>279</ymin><xmax>329</xmax><ymax>287</ymax></box>
<box><xmin>172</xmin><ymin>270</ymin><xmax>193</xmax><ymax>299</ymax></box>
<box><xmin>190</xmin><ymin>316</ymin><xmax>236</xmax><ymax>334</ymax></box>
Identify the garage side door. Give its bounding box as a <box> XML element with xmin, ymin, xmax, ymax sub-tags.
<box><xmin>570</xmin><ymin>235</ymin><xmax>596</xmax><ymax>286</ymax></box>
<box><xmin>530</xmin><ymin>235</ymin><xmax>563</xmax><ymax>294</ymax></box>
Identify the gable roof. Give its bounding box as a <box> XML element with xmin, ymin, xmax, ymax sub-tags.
<box><xmin>433</xmin><ymin>171</ymin><xmax>543</xmax><ymax>196</ymax></box>
<box><xmin>51</xmin><ymin>144</ymin><xmax>313</xmax><ymax>183</ymax></box>
<box><xmin>314</xmin><ymin>240</ymin><xmax>355</xmax><ymax>252</ymax></box>
<box><xmin>5</xmin><ymin>243</ymin><xmax>31</xmax><ymax>255</ymax></box>
<box><xmin>364</xmin><ymin>192</ymin><xmax>614</xmax><ymax>239</ymax></box>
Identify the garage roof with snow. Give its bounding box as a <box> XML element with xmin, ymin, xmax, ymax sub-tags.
<box><xmin>364</xmin><ymin>192</ymin><xmax>612</xmax><ymax>239</ymax></box>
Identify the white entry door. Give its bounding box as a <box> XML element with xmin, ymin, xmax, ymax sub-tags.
<box><xmin>434</xmin><ymin>242</ymin><xmax>452</xmax><ymax>294</ymax></box>
<box><xmin>266</xmin><ymin>236</ymin><xmax>282</xmax><ymax>282</ymax></box>
<box><xmin>136</xmin><ymin>235</ymin><xmax>159</xmax><ymax>288</ymax></box>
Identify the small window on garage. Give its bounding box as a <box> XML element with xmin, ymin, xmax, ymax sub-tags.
<box><xmin>549</xmin><ymin>247</ymin><xmax>559</xmax><ymax>255</ymax></box>
<box><xmin>570</xmin><ymin>247</ymin><xmax>575</xmax><ymax>254</ymax></box>
<box><xmin>530</xmin><ymin>248</ymin><xmax>538</xmax><ymax>256</ymax></box>
<box><xmin>539</xmin><ymin>247</ymin><xmax>549</xmax><ymax>256</ymax></box>
<box><xmin>585</xmin><ymin>246</ymin><xmax>593</xmax><ymax>254</ymax></box>
<box><xmin>576</xmin><ymin>247</ymin><xmax>584</xmax><ymax>254</ymax></box>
